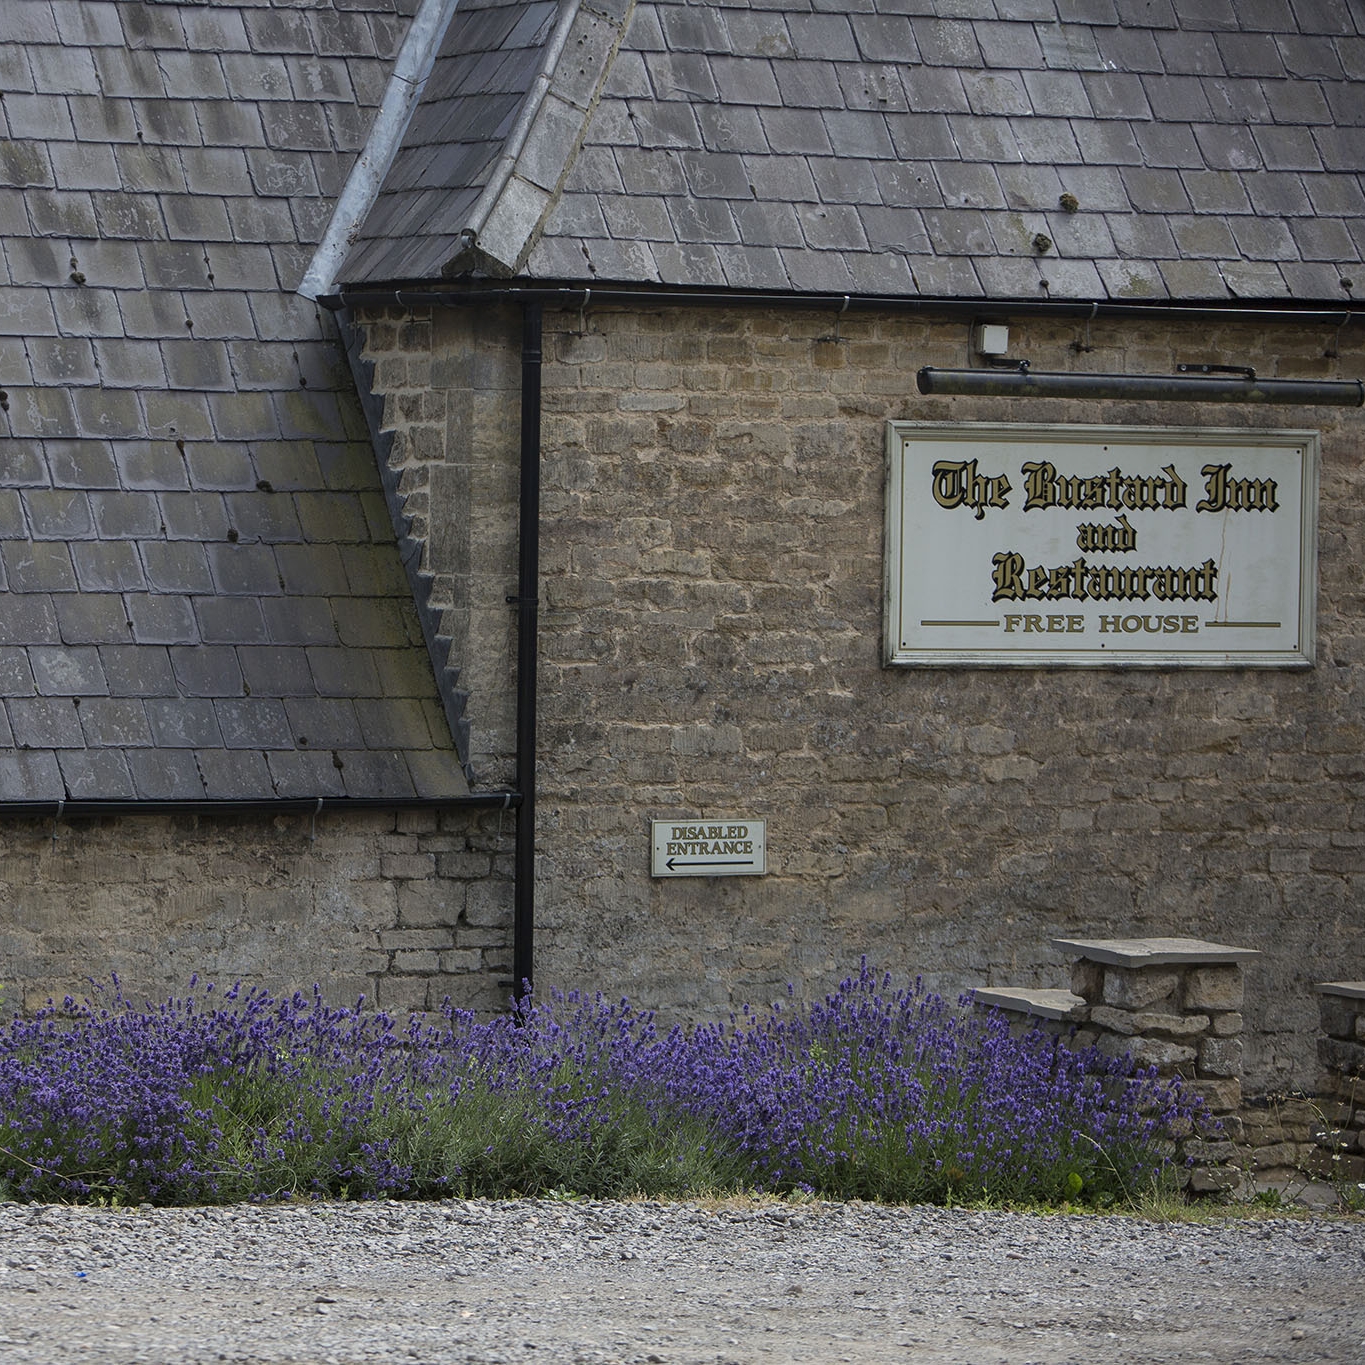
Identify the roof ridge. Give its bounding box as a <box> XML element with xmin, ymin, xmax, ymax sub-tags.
<box><xmin>300</xmin><ymin>0</ymin><xmax>463</xmax><ymax>300</ymax></box>
<box><xmin>452</xmin><ymin>0</ymin><xmax>637</xmax><ymax>278</ymax></box>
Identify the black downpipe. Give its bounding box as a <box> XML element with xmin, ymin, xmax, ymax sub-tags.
<box><xmin>512</xmin><ymin>302</ymin><xmax>543</xmax><ymax>1001</ymax></box>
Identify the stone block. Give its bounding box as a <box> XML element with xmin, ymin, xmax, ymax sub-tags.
<box><xmin>464</xmin><ymin>881</ymin><xmax>511</xmax><ymax>928</ymax></box>
<box><xmin>1088</xmin><ymin>1004</ymin><xmax>1139</xmax><ymax>1036</ymax></box>
<box><xmin>439</xmin><ymin>949</ymin><xmax>484</xmax><ymax>975</ymax></box>
<box><xmin>1198</xmin><ymin>1036</ymin><xmax>1243</xmax><ymax>1078</ymax></box>
<box><xmin>1214</xmin><ymin>1113</ymin><xmax>1244</xmax><ymax>1142</ymax></box>
<box><xmin>1180</xmin><ymin>1138</ymin><xmax>1238</xmax><ymax>1164</ymax></box>
<box><xmin>1183</xmin><ymin>965</ymin><xmax>1244</xmax><ymax>1011</ymax></box>
<box><xmin>1101</xmin><ymin>966</ymin><xmax>1178</xmax><ymax>1010</ymax></box>
<box><xmin>397</xmin><ymin>880</ymin><xmax>463</xmax><ymax>929</ymax></box>
<box><xmin>1132</xmin><ymin>1010</ymin><xmax>1210</xmax><ymax>1039</ymax></box>
<box><xmin>1303</xmin><ymin>1147</ymin><xmax>1365</xmax><ymax>1183</ymax></box>
<box><xmin>1319</xmin><ymin>1036</ymin><xmax>1365</xmax><ymax>1079</ymax></box>
<box><xmin>374</xmin><ymin>976</ymin><xmax>430</xmax><ymax>1015</ymax></box>
<box><xmin>1319</xmin><ymin>994</ymin><xmax>1359</xmax><ymax>1040</ymax></box>
<box><xmin>391</xmin><ymin>951</ymin><xmax>441</xmax><ymax>975</ymax></box>
<box><xmin>378</xmin><ymin>929</ymin><xmax>453</xmax><ymax>952</ymax></box>
<box><xmin>382</xmin><ymin>853</ymin><xmax>437</xmax><ymax>881</ymax></box>
<box><xmin>1210</xmin><ymin>1011</ymin><xmax>1244</xmax><ymax>1038</ymax></box>
<box><xmin>1097</xmin><ymin>1033</ymin><xmax>1196</xmax><ymax>1071</ymax></box>
<box><xmin>1188</xmin><ymin>1164</ymin><xmax>1242</xmax><ymax>1193</ymax></box>
<box><xmin>1069</xmin><ymin>957</ymin><xmax>1104</xmax><ymax>1003</ymax></box>
<box><xmin>1184</xmin><ymin>1077</ymin><xmax>1241</xmax><ymax>1112</ymax></box>
<box><xmin>1311</xmin><ymin>1119</ymin><xmax>1353</xmax><ymax>1151</ymax></box>
<box><xmin>1250</xmin><ymin>1141</ymin><xmax>1311</xmax><ymax>1171</ymax></box>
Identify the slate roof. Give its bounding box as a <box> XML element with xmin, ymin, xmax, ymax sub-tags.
<box><xmin>0</xmin><ymin>0</ymin><xmax>469</xmax><ymax>804</ymax></box>
<box><xmin>339</xmin><ymin>0</ymin><xmax>1365</xmax><ymax>303</ymax></box>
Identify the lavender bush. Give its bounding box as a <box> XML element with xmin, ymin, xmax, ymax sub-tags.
<box><xmin>660</xmin><ymin>964</ymin><xmax>1197</xmax><ymax>1204</ymax></box>
<box><xmin>0</xmin><ymin>966</ymin><xmax>1199</xmax><ymax>1207</ymax></box>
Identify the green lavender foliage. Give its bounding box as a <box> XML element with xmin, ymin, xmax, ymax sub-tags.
<box><xmin>0</xmin><ymin>967</ymin><xmax>1198</xmax><ymax>1207</ymax></box>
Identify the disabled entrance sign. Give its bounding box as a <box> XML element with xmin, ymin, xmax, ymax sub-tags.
<box><xmin>651</xmin><ymin>819</ymin><xmax>767</xmax><ymax>878</ymax></box>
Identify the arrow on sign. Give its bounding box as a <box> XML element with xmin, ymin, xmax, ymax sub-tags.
<box><xmin>666</xmin><ymin>857</ymin><xmax>753</xmax><ymax>871</ymax></box>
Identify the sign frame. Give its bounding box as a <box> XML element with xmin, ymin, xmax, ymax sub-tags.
<box><xmin>650</xmin><ymin>818</ymin><xmax>767</xmax><ymax>878</ymax></box>
<box><xmin>884</xmin><ymin>420</ymin><xmax>1319</xmax><ymax>669</ymax></box>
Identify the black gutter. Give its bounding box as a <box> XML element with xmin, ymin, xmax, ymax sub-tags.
<box><xmin>320</xmin><ymin>281</ymin><xmax>1365</xmax><ymax>330</ymax></box>
<box><xmin>2</xmin><ymin>794</ymin><xmax>519</xmax><ymax>819</ymax></box>
<box><xmin>918</xmin><ymin>366</ymin><xmax>1365</xmax><ymax>406</ymax></box>
<box><xmin>512</xmin><ymin>301</ymin><xmax>543</xmax><ymax>1002</ymax></box>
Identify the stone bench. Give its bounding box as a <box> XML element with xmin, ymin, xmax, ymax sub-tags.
<box><xmin>970</xmin><ymin>986</ymin><xmax>1093</xmax><ymax>1044</ymax></box>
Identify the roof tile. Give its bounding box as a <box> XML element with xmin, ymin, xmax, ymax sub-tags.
<box><xmin>1261</xmin><ymin>77</ymin><xmax>1334</xmax><ymax>123</ymax></box>
<box><xmin>141</xmin><ymin>543</ymin><xmax>214</xmax><ymax>597</ymax></box>
<box><xmin>29</xmin><ymin>646</ymin><xmax>107</xmax><ymax>697</ymax></box>
<box><xmin>261</xmin><ymin>596</ymin><xmax>336</xmax><ymax>647</ymax></box>
<box><xmin>55</xmin><ymin>593</ymin><xmax>132</xmax><ymax>644</ymax></box>
<box><xmin>1154</xmin><ymin>29</ymin><xmax>1227</xmax><ymax>74</ymax></box>
<box><xmin>1095</xmin><ymin>27</ymin><xmax>1166</xmax><ymax>75</ymax></box>
<box><xmin>194</xmin><ymin>598</ymin><xmax>268</xmax><ymax>645</ymax></box>
<box><xmin>196</xmin><ymin>749</ymin><xmax>274</xmax><ymax>800</ymax></box>
<box><xmin>1245</xmin><ymin>171</ymin><xmax>1314</xmax><ymax>215</ymax></box>
<box><xmin>1292</xmin><ymin>0</ymin><xmax>1355</xmax><ymax>35</ymax></box>
<box><xmin>6</xmin><ymin>684</ymin><xmax>79</xmax><ymax>755</ymax></box>
<box><xmin>1216</xmin><ymin>259</ymin><xmax>1291</xmax><ymax>297</ymax></box>
<box><xmin>235</xmin><ymin>646</ymin><xmax>315</xmax><ymax>702</ymax></box>
<box><xmin>977</xmin><ymin>22</ymin><xmax>1045</xmax><ymax>71</ymax></box>
<box><xmin>1216</xmin><ymin>31</ymin><xmax>1289</xmax><ymax>76</ymax></box>
<box><xmin>78</xmin><ymin>698</ymin><xmax>152</xmax><ymax>749</ymax></box>
<box><xmin>97</xmin><ymin>645</ymin><xmax>175</xmax><ymax>698</ymax></box>
<box><xmin>1095</xmin><ymin>258</ymin><xmax>1168</xmax><ymax>298</ymax></box>
<box><xmin>168</xmin><ymin>645</ymin><xmax>245</xmax><ymax>699</ymax></box>
<box><xmin>266</xmin><ymin>749</ymin><xmax>346</xmax><ymax>799</ymax></box>
<box><xmin>1155</xmin><ymin>256</ymin><xmax>1229</xmax><ymax>296</ymax></box>
<box><xmin>1181</xmin><ymin>168</ymin><xmax>1254</xmax><ymax>213</ymax></box>
<box><xmin>125</xmin><ymin>594</ymin><xmax>198</xmax><ymax>646</ymax></box>
<box><xmin>336</xmin><ymin>749</ymin><xmax>418</xmax><ymax>801</ymax></box>
<box><xmin>961</xmin><ymin>70</ymin><xmax>1032</xmax><ymax>116</ymax></box>
<box><xmin>1229</xmin><ymin>216</ymin><xmax>1299</xmax><ymax>260</ymax></box>
<box><xmin>1290</xmin><ymin>216</ymin><xmax>1358</xmax><ymax>260</ymax></box>
<box><xmin>0</xmin><ymin>751</ymin><xmax>64</xmax><ymax>801</ymax></box>
<box><xmin>57</xmin><ymin>749</ymin><xmax>136</xmax><ymax>799</ymax></box>
<box><xmin>126</xmin><ymin>749</ymin><xmax>206</xmax><ymax>800</ymax></box>
<box><xmin>216</xmin><ymin>698</ymin><xmax>293</xmax><ymax>750</ymax></box>
<box><xmin>1035</xmin><ymin>23</ymin><xmax>1105</xmax><ymax>72</ymax></box>
<box><xmin>70</xmin><ymin>541</ymin><xmax>143</xmax><ymax>592</ymax></box>
<box><xmin>1020</xmin><ymin>69</ymin><xmax>1094</xmax><ymax>117</ymax></box>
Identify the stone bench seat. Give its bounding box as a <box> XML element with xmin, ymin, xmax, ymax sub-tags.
<box><xmin>972</xmin><ymin>987</ymin><xmax>1086</xmax><ymax>1021</ymax></box>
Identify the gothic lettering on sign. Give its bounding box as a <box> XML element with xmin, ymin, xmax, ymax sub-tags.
<box><xmin>884</xmin><ymin>423</ymin><xmax>1316</xmax><ymax>667</ymax></box>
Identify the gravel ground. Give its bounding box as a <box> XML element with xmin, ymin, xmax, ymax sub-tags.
<box><xmin>0</xmin><ymin>1198</ymin><xmax>1360</xmax><ymax>1364</ymax></box>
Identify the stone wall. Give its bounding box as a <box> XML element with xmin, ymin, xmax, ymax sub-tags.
<box><xmin>973</xmin><ymin>948</ymin><xmax>1365</xmax><ymax>1200</ymax></box>
<box><xmin>360</xmin><ymin>304</ymin><xmax>523</xmax><ymax>787</ymax></box>
<box><xmin>0</xmin><ymin>807</ymin><xmax>514</xmax><ymax>1015</ymax></box>
<box><xmin>360</xmin><ymin>299</ymin><xmax>1365</xmax><ymax>1091</ymax></box>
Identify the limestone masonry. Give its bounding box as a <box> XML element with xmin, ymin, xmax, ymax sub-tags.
<box><xmin>359</xmin><ymin>299</ymin><xmax>1365</xmax><ymax>1092</ymax></box>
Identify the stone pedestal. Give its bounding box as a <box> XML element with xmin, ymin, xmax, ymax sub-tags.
<box><xmin>1052</xmin><ymin>937</ymin><xmax>1259</xmax><ymax>1191</ymax></box>
<box><xmin>1310</xmin><ymin>982</ymin><xmax>1365</xmax><ymax>1185</ymax></box>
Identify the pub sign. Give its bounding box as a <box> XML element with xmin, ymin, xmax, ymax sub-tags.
<box><xmin>884</xmin><ymin>422</ymin><xmax>1318</xmax><ymax>668</ymax></box>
